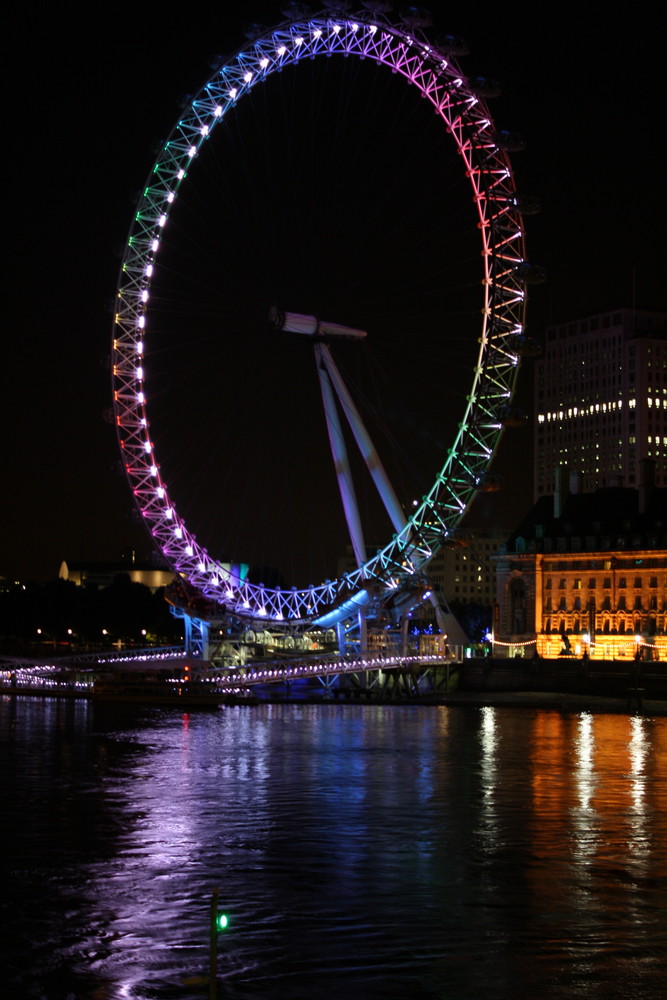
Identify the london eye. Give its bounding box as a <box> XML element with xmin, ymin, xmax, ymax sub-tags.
<box><xmin>112</xmin><ymin>5</ymin><xmax>531</xmax><ymax>645</ymax></box>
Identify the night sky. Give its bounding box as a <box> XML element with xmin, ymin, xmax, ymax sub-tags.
<box><xmin>4</xmin><ymin>3</ymin><xmax>664</xmax><ymax>584</ymax></box>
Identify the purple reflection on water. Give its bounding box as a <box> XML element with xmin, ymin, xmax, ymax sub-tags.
<box><xmin>1</xmin><ymin>699</ymin><xmax>666</xmax><ymax>999</ymax></box>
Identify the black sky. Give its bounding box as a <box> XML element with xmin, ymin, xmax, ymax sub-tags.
<box><xmin>3</xmin><ymin>2</ymin><xmax>664</xmax><ymax>583</ymax></box>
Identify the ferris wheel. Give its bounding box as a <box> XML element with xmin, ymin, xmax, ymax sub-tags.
<box><xmin>112</xmin><ymin>4</ymin><xmax>535</xmax><ymax>632</ymax></box>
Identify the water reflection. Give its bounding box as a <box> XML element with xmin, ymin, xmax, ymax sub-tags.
<box><xmin>1</xmin><ymin>698</ymin><xmax>666</xmax><ymax>1000</ymax></box>
<box><xmin>477</xmin><ymin>706</ymin><xmax>499</xmax><ymax>855</ymax></box>
<box><xmin>629</xmin><ymin>715</ymin><xmax>648</xmax><ymax>812</ymax></box>
<box><xmin>573</xmin><ymin>712</ymin><xmax>597</xmax><ymax>861</ymax></box>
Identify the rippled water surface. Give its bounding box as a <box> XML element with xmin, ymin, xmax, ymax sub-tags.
<box><xmin>2</xmin><ymin>697</ymin><xmax>666</xmax><ymax>999</ymax></box>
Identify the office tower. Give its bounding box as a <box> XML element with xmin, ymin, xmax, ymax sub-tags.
<box><xmin>534</xmin><ymin>308</ymin><xmax>667</xmax><ymax>499</ymax></box>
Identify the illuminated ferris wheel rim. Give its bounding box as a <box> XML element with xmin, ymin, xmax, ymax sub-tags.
<box><xmin>112</xmin><ymin>8</ymin><xmax>528</xmax><ymax>626</ymax></box>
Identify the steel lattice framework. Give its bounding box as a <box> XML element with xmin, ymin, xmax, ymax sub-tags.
<box><xmin>112</xmin><ymin>7</ymin><xmax>529</xmax><ymax>627</ymax></box>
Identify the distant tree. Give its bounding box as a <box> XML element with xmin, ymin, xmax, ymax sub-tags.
<box><xmin>448</xmin><ymin>600</ymin><xmax>492</xmax><ymax>643</ymax></box>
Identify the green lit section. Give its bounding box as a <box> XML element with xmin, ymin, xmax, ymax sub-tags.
<box><xmin>215</xmin><ymin>912</ymin><xmax>229</xmax><ymax>932</ymax></box>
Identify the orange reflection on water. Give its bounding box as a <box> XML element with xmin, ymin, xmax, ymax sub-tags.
<box><xmin>525</xmin><ymin>709</ymin><xmax>667</xmax><ymax>961</ymax></box>
<box><xmin>528</xmin><ymin>712</ymin><xmax>667</xmax><ymax>861</ymax></box>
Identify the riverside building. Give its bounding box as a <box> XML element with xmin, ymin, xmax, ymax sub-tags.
<box><xmin>493</xmin><ymin>468</ymin><xmax>667</xmax><ymax>660</ymax></box>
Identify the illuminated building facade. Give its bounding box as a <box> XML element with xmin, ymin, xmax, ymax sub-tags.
<box><xmin>59</xmin><ymin>559</ymin><xmax>174</xmax><ymax>593</ymax></box>
<box><xmin>493</xmin><ymin>474</ymin><xmax>667</xmax><ymax>659</ymax></box>
<box><xmin>534</xmin><ymin>308</ymin><xmax>667</xmax><ymax>499</ymax></box>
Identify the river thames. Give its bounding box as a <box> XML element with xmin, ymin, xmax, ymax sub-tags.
<box><xmin>1</xmin><ymin>696</ymin><xmax>666</xmax><ymax>999</ymax></box>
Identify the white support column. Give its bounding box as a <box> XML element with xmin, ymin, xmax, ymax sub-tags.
<box><xmin>336</xmin><ymin>621</ymin><xmax>347</xmax><ymax>655</ymax></box>
<box><xmin>315</xmin><ymin>344</ymin><xmax>367</xmax><ymax>569</ymax></box>
<box><xmin>318</xmin><ymin>344</ymin><xmax>408</xmax><ymax>536</ymax></box>
<box><xmin>359</xmin><ymin>609</ymin><xmax>367</xmax><ymax>656</ymax></box>
<box><xmin>429</xmin><ymin>592</ymin><xmax>449</xmax><ymax>635</ymax></box>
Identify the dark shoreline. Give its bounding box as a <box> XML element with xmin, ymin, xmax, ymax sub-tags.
<box><xmin>3</xmin><ymin>686</ymin><xmax>666</xmax><ymax>715</ymax></box>
<box><xmin>438</xmin><ymin>689</ymin><xmax>667</xmax><ymax>715</ymax></box>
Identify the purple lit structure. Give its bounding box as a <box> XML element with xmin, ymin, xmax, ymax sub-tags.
<box><xmin>112</xmin><ymin>7</ymin><xmax>530</xmax><ymax>649</ymax></box>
